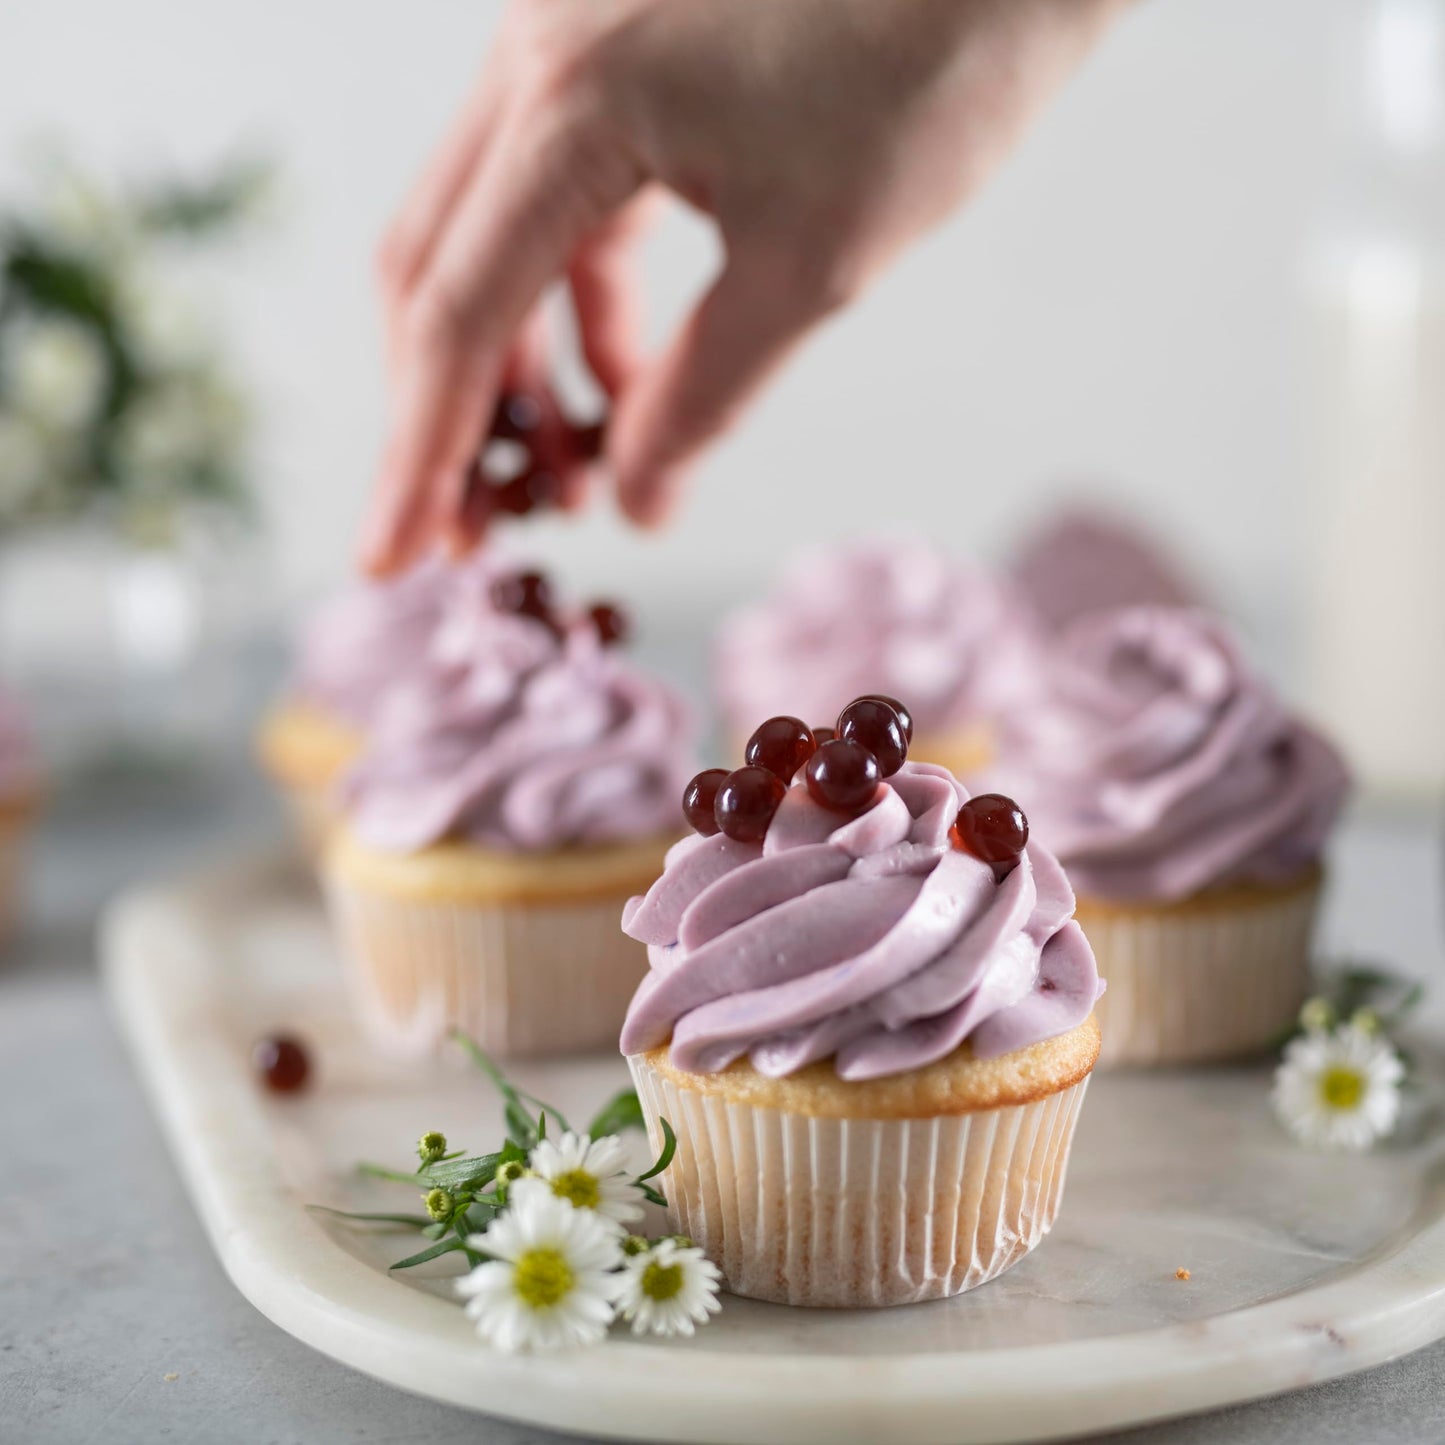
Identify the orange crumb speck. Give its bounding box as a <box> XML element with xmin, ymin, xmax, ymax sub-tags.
<box><xmin>1175</xmin><ymin>1268</ymin><xmax>1191</xmax><ymax>1281</ymax></box>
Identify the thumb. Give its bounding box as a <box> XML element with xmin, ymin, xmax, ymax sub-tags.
<box><xmin>608</xmin><ymin>241</ymin><xmax>856</xmax><ymax>528</ymax></box>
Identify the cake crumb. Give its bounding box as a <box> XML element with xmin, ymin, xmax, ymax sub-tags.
<box><xmin>163</xmin><ymin>1373</ymin><xmax>179</xmax><ymax>1383</ymax></box>
<box><xmin>1175</xmin><ymin>1268</ymin><xmax>1191</xmax><ymax>1281</ymax></box>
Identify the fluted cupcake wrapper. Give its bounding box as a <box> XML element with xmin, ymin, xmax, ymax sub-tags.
<box><xmin>629</xmin><ymin>1054</ymin><xmax>1090</xmax><ymax>1308</ymax></box>
<box><xmin>324</xmin><ymin>872</ymin><xmax>647</xmax><ymax>1059</ymax></box>
<box><xmin>1079</xmin><ymin>875</ymin><xmax>1321</xmax><ymax>1069</ymax></box>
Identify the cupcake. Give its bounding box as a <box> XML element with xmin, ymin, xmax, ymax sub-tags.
<box><xmin>257</xmin><ymin>558</ymin><xmax>459</xmax><ymax>856</ymax></box>
<box><xmin>1011</xmin><ymin>505</ymin><xmax>1200</xmax><ymax>633</ymax></box>
<box><xmin>997</xmin><ymin>606</ymin><xmax>1349</xmax><ymax>1068</ymax></box>
<box><xmin>0</xmin><ymin>692</ymin><xmax>38</xmax><ymax>947</ymax></box>
<box><xmin>621</xmin><ymin>701</ymin><xmax>1103</xmax><ymax>1308</ymax></box>
<box><xmin>715</xmin><ymin>538</ymin><xmax>1036</xmax><ymax>780</ymax></box>
<box><xmin>324</xmin><ymin>566</ymin><xmax>696</xmax><ymax>1059</ymax></box>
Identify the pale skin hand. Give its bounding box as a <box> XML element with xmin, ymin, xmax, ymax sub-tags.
<box><xmin>363</xmin><ymin>0</ymin><xmax>1128</xmax><ymax>575</ymax></box>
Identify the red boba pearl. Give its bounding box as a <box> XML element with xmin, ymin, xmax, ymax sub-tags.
<box><xmin>804</xmin><ymin>739</ymin><xmax>881</xmax><ymax>813</ymax></box>
<box><xmin>683</xmin><ymin>769</ymin><xmax>730</xmax><ymax>836</ymax></box>
<box><xmin>856</xmin><ymin>693</ymin><xmax>913</xmax><ymax>744</ymax></box>
<box><xmin>950</xmin><ymin>794</ymin><xmax>1030</xmax><ymax>872</ymax></box>
<box><xmin>836</xmin><ymin>697</ymin><xmax>908</xmax><ymax>777</ymax></box>
<box><xmin>254</xmin><ymin>1034</ymin><xmax>310</xmax><ymax>1093</ymax></box>
<box><xmin>744</xmin><ymin>716</ymin><xmax>816</xmax><ymax>782</ymax></box>
<box><xmin>588</xmin><ymin>602</ymin><xmax>630</xmax><ymax>647</ymax></box>
<box><xmin>714</xmin><ymin>766</ymin><xmax>786</xmax><ymax>843</ymax></box>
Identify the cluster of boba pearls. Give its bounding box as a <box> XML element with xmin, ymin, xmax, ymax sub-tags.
<box><xmin>468</xmin><ymin>391</ymin><xmax>606</xmax><ymax>519</ymax></box>
<box><xmin>683</xmin><ymin>694</ymin><xmax>916</xmax><ymax>844</ymax></box>
<box><xmin>489</xmin><ymin>567</ymin><xmax>628</xmax><ymax>647</ymax></box>
<box><xmin>683</xmin><ymin>693</ymin><xmax>1032</xmax><ymax>875</ymax></box>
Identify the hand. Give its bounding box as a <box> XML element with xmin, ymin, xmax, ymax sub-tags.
<box><xmin>363</xmin><ymin>0</ymin><xmax>1127</xmax><ymax>575</ymax></box>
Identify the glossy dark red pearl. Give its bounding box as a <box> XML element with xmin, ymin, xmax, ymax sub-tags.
<box><xmin>804</xmin><ymin>739</ymin><xmax>881</xmax><ymax>813</ymax></box>
<box><xmin>856</xmin><ymin>694</ymin><xmax>913</xmax><ymax>744</ymax></box>
<box><xmin>254</xmin><ymin>1034</ymin><xmax>309</xmax><ymax>1093</ymax></box>
<box><xmin>811</xmin><ymin>725</ymin><xmax>837</xmax><ymax>745</ymax></box>
<box><xmin>714</xmin><ymin>766</ymin><xmax>786</xmax><ymax>843</ymax></box>
<box><xmin>682</xmin><ymin>769</ymin><xmax>729</xmax><ymax>836</ymax></box>
<box><xmin>572</xmin><ymin>419</ymin><xmax>607</xmax><ymax>460</ymax></box>
<box><xmin>490</xmin><ymin>392</ymin><xmax>542</xmax><ymax>440</ymax></box>
<box><xmin>744</xmin><ymin>716</ymin><xmax>816</xmax><ymax>782</ymax></box>
<box><xmin>491</xmin><ymin>570</ymin><xmax>554</xmax><ymax>623</ymax></box>
<box><xmin>496</xmin><ymin>467</ymin><xmax>562</xmax><ymax>516</ymax></box>
<box><xmin>836</xmin><ymin>697</ymin><xmax>908</xmax><ymax>777</ymax></box>
<box><xmin>589</xmin><ymin>602</ymin><xmax>629</xmax><ymax>646</ymax></box>
<box><xmin>951</xmin><ymin>794</ymin><xmax>1030</xmax><ymax>870</ymax></box>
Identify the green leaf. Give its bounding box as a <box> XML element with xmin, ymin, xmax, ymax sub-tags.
<box><xmin>450</xmin><ymin>1031</ymin><xmax>570</xmax><ymax>1143</ymax></box>
<box><xmin>389</xmin><ymin>1237</ymin><xmax>466</xmax><ymax>1272</ymax></box>
<box><xmin>636</xmin><ymin>1117</ymin><xmax>677</xmax><ymax>1184</ymax></box>
<box><xmin>587</xmin><ymin>1088</ymin><xmax>645</xmax><ymax>1140</ymax></box>
<box><xmin>638</xmin><ymin>1183</ymin><xmax>667</xmax><ymax>1208</ymax></box>
<box><xmin>357</xmin><ymin>1161</ymin><xmax>431</xmax><ymax>1186</ymax></box>
<box><xmin>421</xmin><ymin>1152</ymin><xmax>505</xmax><ymax>1192</ymax></box>
<box><xmin>306</xmin><ymin>1205</ymin><xmax>433</xmax><ymax>1230</ymax></box>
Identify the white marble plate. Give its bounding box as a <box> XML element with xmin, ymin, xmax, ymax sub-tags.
<box><xmin>100</xmin><ymin>854</ymin><xmax>1445</xmax><ymax>1445</ymax></box>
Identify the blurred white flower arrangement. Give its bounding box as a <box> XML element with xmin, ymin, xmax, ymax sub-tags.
<box><xmin>0</xmin><ymin>151</ymin><xmax>269</xmax><ymax>548</ymax></box>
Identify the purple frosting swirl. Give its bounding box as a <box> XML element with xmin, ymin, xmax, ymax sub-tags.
<box><xmin>996</xmin><ymin>606</ymin><xmax>1350</xmax><ymax>903</ymax></box>
<box><xmin>619</xmin><ymin>762</ymin><xmax>1102</xmax><ymax>1079</ymax></box>
<box><xmin>343</xmin><ymin>569</ymin><xmax>696</xmax><ymax>853</ymax></box>
<box><xmin>715</xmin><ymin>538</ymin><xmax>1038</xmax><ymax>738</ymax></box>
<box><xmin>291</xmin><ymin>556</ymin><xmax>469</xmax><ymax>728</ymax></box>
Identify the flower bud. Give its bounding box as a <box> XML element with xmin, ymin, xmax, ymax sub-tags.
<box><xmin>1349</xmin><ymin>1006</ymin><xmax>1382</xmax><ymax>1036</ymax></box>
<box><xmin>424</xmin><ymin>1187</ymin><xmax>454</xmax><ymax>1221</ymax></box>
<box><xmin>495</xmin><ymin>1159</ymin><xmax>528</xmax><ymax>1187</ymax></box>
<box><xmin>620</xmin><ymin>1234</ymin><xmax>652</xmax><ymax>1257</ymax></box>
<box><xmin>1298</xmin><ymin>997</ymin><xmax>1335</xmax><ymax>1034</ymax></box>
<box><xmin>417</xmin><ymin>1130</ymin><xmax>448</xmax><ymax>1163</ymax></box>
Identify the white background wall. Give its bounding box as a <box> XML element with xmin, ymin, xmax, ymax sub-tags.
<box><xmin>0</xmin><ymin>0</ymin><xmax>1368</xmax><ymax>654</ymax></box>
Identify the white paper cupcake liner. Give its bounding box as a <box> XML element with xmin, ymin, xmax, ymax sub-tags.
<box><xmin>629</xmin><ymin>1054</ymin><xmax>1090</xmax><ymax>1308</ymax></box>
<box><xmin>1081</xmin><ymin>876</ymin><xmax>1321</xmax><ymax>1069</ymax></box>
<box><xmin>324</xmin><ymin>872</ymin><xmax>648</xmax><ymax>1059</ymax></box>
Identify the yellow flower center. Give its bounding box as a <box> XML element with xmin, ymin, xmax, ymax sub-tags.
<box><xmin>641</xmin><ymin>1260</ymin><xmax>685</xmax><ymax>1302</ymax></box>
<box><xmin>513</xmin><ymin>1248</ymin><xmax>575</xmax><ymax>1310</ymax></box>
<box><xmin>549</xmin><ymin>1169</ymin><xmax>601</xmax><ymax>1209</ymax></box>
<box><xmin>1320</xmin><ymin>1065</ymin><xmax>1365</xmax><ymax>1111</ymax></box>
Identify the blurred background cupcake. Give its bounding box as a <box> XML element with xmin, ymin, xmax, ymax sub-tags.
<box><xmin>714</xmin><ymin>537</ymin><xmax>1037</xmax><ymax>780</ymax></box>
<box><xmin>324</xmin><ymin>563</ymin><xmax>695</xmax><ymax>1060</ymax></box>
<box><xmin>997</xmin><ymin>604</ymin><xmax>1350</xmax><ymax>1067</ymax></box>
<box><xmin>256</xmin><ymin>556</ymin><xmax>463</xmax><ymax>859</ymax></box>
<box><xmin>622</xmin><ymin>712</ymin><xmax>1102</xmax><ymax>1308</ymax></box>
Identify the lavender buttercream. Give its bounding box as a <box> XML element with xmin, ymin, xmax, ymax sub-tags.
<box><xmin>715</xmin><ymin>538</ymin><xmax>1038</xmax><ymax>738</ymax></box>
<box><xmin>619</xmin><ymin>761</ymin><xmax>1101</xmax><ymax>1080</ymax></box>
<box><xmin>291</xmin><ymin>556</ymin><xmax>468</xmax><ymax>728</ymax></box>
<box><xmin>997</xmin><ymin>606</ymin><xmax>1350</xmax><ymax>904</ymax></box>
<box><xmin>343</xmin><ymin>570</ymin><xmax>695</xmax><ymax>854</ymax></box>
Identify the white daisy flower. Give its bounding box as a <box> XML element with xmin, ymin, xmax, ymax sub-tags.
<box><xmin>527</xmin><ymin>1131</ymin><xmax>645</xmax><ymax>1229</ymax></box>
<box><xmin>456</xmin><ymin>1184</ymin><xmax>623</xmax><ymax>1352</ymax></box>
<box><xmin>1272</xmin><ymin>1022</ymin><xmax>1405</xmax><ymax>1152</ymax></box>
<box><xmin>615</xmin><ymin>1238</ymin><xmax>723</xmax><ymax>1338</ymax></box>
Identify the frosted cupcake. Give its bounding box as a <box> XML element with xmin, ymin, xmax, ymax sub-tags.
<box><xmin>998</xmin><ymin>606</ymin><xmax>1349</xmax><ymax>1068</ymax></box>
<box><xmin>324</xmin><ymin>567</ymin><xmax>695</xmax><ymax>1059</ymax></box>
<box><xmin>715</xmin><ymin>539</ymin><xmax>1036</xmax><ymax>779</ymax></box>
<box><xmin>0</xmin><ymin>693</ymin><xmax>39</xmax><ymax>948</ymax></box>
<box><xmin>257</xmin><ymin>558</ymin><xmax>459</xmax><ymax>856</ymax></box>
<box><xmin>1011</xmin><ymin>505</ymin><xmax>1200</xmax><ymax>633</ymax></box>
<box><xmin>621</xmin><ymin>699</ymin><xmax>1103</xmax><ymax>1308</ymax></box>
